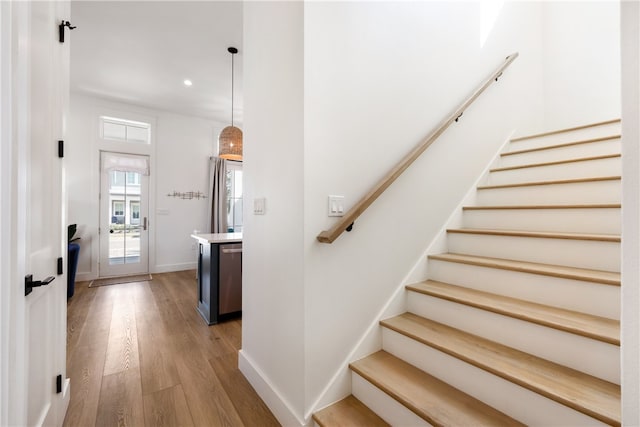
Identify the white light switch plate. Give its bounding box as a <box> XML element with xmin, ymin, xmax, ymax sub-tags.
<box><xmin>328</xmin><ymin>195</ymin><xmax>345</xmax><ymax>217</ymax></box>
<box><xmin>254</xmin><ymin>197</ymin><xmax>266</xmax><ymax>215</ymax></box>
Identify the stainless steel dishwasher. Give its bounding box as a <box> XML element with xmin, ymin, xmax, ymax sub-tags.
<box><xmin>218</xmin><ymin>243</ymin><xmax>242</xmax><ymax>315</ymax></box>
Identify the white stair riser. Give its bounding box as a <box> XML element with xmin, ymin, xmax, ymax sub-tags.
<box><xmin>486</xmin><ymin>157</ymin><xmax>621</xmax><ymax>186</ymax></box>
<box><xmin>406</xmin><ymin>292</ymin><xmax>620</xmax><ymax>384</ymax></box>
<box><xmin>428</xmin><ymin>259</ymin><xmax>619</xmax><ymax>319</ymax></box>
<box><xmin>351</xmin><ymin>373</ymin><xmax>431</xmax><ymax>427</ymax></box>
<box><xmin>446</xmin><ymin>233</ymin><xmax>620</xmax><ymax>272</ymax></box>
<box><xmin>462</xmin><ymin>208</ymin><xmax>621</xmax><ymax>234</ymax></box>
<box><xmin>476</xmin><ymin>180</ymin><xmax>621</xmax><ymax>206</ymax></box>
<box><xmin>508</xmin><ymin>124</ymin><xmax>620</xmax><ymax>151</ymax></box>
<box><xmin>498</xmin><ymin>139</ymin><xmax>620</xmax><ymax>168</ymax></box>
<box><xmin>382</xmin><ymin>330</ymin><xmax>609</xmax><ymax>426</ymax></box>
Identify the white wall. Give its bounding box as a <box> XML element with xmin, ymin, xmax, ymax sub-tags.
<box><xmin>67</xmin><ymin>93</ymin><xmax>221</xmax><ymax>280</ymax></box>
<box><xmin>302</xmin><ymin>0</ymin><xmax>545</xmax><ymax>416</ymax></box>
<box><xmin>242</xmin><ymin>1</ymin><xmax>546</xmax><ymax>423</ymax></box>
<box><xmin>541</xmin><ymin>1</ymin><xmax>621</xmax><ymax>130</ymax></box>
<box><xmin>621</xmin><ymin>1</ymin><xmax>640</xmax><ymax>424</ymax></box>
<box><xmin>242</xmin><ymin>2</ymin><xmax>625</xmax><ymax>424</ymax></box>
<box><xmin>240</xmin><ymin>2</ymin><xmax>306</xmax><ymax>425</ymax></box>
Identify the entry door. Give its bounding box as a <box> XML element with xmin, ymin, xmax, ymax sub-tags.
<box><xmin>3</xmin><ymin>0</ymin><xmax>71</xmax><ymax>425</ymax></box>
<box><xmin>99</xmin><ymin>152</ymin><xmax>149</xmax><ymax>277</ymax></box>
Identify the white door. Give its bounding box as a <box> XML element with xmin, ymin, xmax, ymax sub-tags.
<box><xmin>1</xmin><ymin>1</ymin><xmax>70</xmax><ymax>426</ymax></box>
<box><xmin>99</xmin><ymin>152</ymin><xmax>149</xmax><ymax>277</ymax></box>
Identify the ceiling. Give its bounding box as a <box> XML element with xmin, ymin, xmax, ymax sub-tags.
<box><xmin>70</xmin><ymin>1</ymin><xmax>243</xmax><ymax>124</ymax></box>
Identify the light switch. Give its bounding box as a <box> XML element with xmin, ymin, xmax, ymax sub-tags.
<box><xmin>254</xmin><ymin>197</ymin><xmax>266</xmax><ymax>215</ymax></box>
<box><xmin>328</xmin><ymin>195</ymin><xmax>345</xmax><ymax>217</ymax></box>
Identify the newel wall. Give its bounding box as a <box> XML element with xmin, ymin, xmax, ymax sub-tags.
<box><xmin>241</xmin><ymin>1</ymin><xmax>624</xmax><ymax>425</ymax></box>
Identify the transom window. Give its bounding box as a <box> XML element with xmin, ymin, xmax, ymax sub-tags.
<box><xmin>101</xmin><ymin>116</ymin><xmax>150</xmax><ymax>144</ymax></box>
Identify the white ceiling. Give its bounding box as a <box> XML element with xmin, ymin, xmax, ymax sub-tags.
<box><xmin>70</xmin><ymin>1</ymin><xmax>243</xmax><ymax>124</ymax></box>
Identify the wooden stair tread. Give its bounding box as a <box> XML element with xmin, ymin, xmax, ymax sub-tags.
<box><xmin>428</xmin><ymin>253</ymin><xmax>620</xmax><ymax>286</ymax></box>
<box><xmin>463</xmin><ymin>203</ymin><xmax>620</xmax><ymax>210</ymax></box>
<box><xmin>477</xmin><ymin>176</ymin><xmax>621</xmax><ymax>190</ymax></box>
<box><xmin>490</xmin><ymin>153</ymin><xmax>621</xmax><ymax>172</ymax></box>
<box><xmin>446</xmin><ymin>228</ymin><xmax>620</xmax><ymax>242</ymax></box>
<box><xmin>312</xmin><ymin>395</ymin><xmax>389</xmax><ymax>427</ymax></box>
<box><xmin>510</xmin><ymin>119</ymin><xmax>621</xmax><ymax>142</ymax></box>
<box><xmin>501</xmin><ymin>135</ymin><xmax>620</xmax><ymax>157</ymax></box>
<box><xmin>381</xmin><ymin>314</ymin><xmax>621</xmax><ymax>426</ymax></box>
<box><xmin>349</xmin><ymin>351</ymin><xmax>523</xmax><ymax>427</ymax></box>
<box><xmin>406</xmin><ymin>280</ymin><xmax>619</xmax><ymax>344</ymax></box>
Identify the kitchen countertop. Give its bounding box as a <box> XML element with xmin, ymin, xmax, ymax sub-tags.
<box><xmin>191</xmin><ymin>232</ymin><xmax>243</xmax><ymax>244</ymax></box>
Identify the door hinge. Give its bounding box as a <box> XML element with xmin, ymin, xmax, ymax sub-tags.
<box><xmin>56</xmin><ymin>374</ymin><xmax>62</xmax><ymax>394</ymax></box>
<box><xmin>57</xmin><ymin>257</ymin><xmax>63</xmax><ymax>275</ymax></box>
<box><xmin>58</xmin><ymin>21</ymin><xmax>76</xmax><ymax>43</ymax></box>
<box><xmin>58</xmin><ymin>140</ymin><xmax>64</xmax><ymax>158</ymax></box>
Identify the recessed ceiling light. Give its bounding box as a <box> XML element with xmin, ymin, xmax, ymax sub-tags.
<box><xmin>183</xmin><ymin>79</ymin><xmax>193</xmax><ymax>87</ymax></box>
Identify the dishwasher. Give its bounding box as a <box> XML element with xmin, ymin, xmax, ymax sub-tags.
<box><xmin>218</xmin><ymin>243</ymin><xmax>242</xmax><ymax>315</ymax></box>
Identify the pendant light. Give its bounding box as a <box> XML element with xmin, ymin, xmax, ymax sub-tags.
<box><xmin>218</xmin><ymin>47</ymin><xmax>243</xmax><ymax>161</ymax></box>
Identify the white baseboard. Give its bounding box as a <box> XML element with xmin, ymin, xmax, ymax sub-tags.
<box><xmin>151</xmin><ymin>262</ymin><xmax>196</xmax><ymax>274</ymax></box>
<box><xmin>57</xmin><ymin>378</ymin><xmax>70</xmax><ymax>427</ymax></box>
<box><xmin>75</xmin><ymin>272</ymin><xmax>95</xmax><ymax>282</ymax></box>
<box><xmin>76</xmin><ymin>262</ymin><xmax>196</xmax><ymax>282</ymax></box>
<box><xmin>238</xmin><ymin>350</ymin><xmax>307</xmax><ymax>427</ymax></box>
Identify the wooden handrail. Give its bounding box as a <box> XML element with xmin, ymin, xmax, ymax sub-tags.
<box><xmin>317</xmin><ymin>53</ymin><xmax>519</xmax><ymax>244</ymax></box>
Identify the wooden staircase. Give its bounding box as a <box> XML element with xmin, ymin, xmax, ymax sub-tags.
<box><xmin>313</xmin><ymin>119</ymin><xmax>622</xmax><ymax>426</ymax></box>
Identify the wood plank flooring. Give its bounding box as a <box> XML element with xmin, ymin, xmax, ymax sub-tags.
<box><xmin>64</xmin><ymin>270</ymin><xmax>279</xmax><ymax>427</ymax></box>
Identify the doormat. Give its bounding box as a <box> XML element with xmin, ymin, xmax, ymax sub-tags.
<box><xmin>88</xmin><ymin>274</ymin><xmax>152</xmax><ymax>288</ymax></box>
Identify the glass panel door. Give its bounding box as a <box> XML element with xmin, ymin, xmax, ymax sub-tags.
<box><xmin>99</xmin><ymin>153</ymin><xmax>149</xmax><ymax>277</ymax></box>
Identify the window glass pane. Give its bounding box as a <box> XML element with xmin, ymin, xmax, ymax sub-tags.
<box><xmin>103</xmin><ymin>122</ymin><xmax>126</xmax><ymax>140</ymax></box>
<box><xmin>225</xmin><ymin>166</ymin><xmax>243</xmax><ymax>232</ymax></box>
<box><xmin>126</xmin><ymin>125</ymin><xmax>149</xmax><ymax>143</ymax></box>
<box><xmin>113</xmin><ymin>201</ymin><xmax>124</xmax><ymax>217</ymax></box>
<box><xmin>126</xmin><ymin>172</ymin><xmax>140</xmax><ymax>185</ymax></box>
<box><xmin>111</xmin><ymin>171</ymin><xmax>125</xmax><ymax>186</ymax></box>
<box><xmin>101</xmin><ymin>116</ymin><xmax>150</xmax><ymax>144</ymax></box>
<box><xmin>234</xmin><ymin>170</ymin><xmax>243</xmax><ymax>198</ymax></box>
<box><xmin>233</xmin><ymin>198</ymin><xmax>243</xmax><ymax>231</ymax></box>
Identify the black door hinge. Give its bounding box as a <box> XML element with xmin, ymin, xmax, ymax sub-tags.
<box><xmin>58</xmin><ymin>140</ymin><xmax>64</xmax><ymax>158</ymax></box>
<box><xmin>56</xmin><ymin>375</ymin><xmax>62</xmax><ymax>394</ymax></box>
<box><xmin>58</xmin><ymin>21</ymin><xmax>76</xmax><ymax>43</ymax></box>
<box><xmin>57</xmin><ymin>257</ymin><xmax>63</xmax><ymax>275</ymax></box>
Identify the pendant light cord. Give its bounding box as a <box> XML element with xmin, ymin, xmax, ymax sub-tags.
<box><xmin>231</xmin><ymin>51</ymin><xmax>235</xmax><ymax>127</ymax></box>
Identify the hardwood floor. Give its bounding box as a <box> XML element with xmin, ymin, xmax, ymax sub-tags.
<box><xmin>64</xmin><ymin>270</ymin><xmax>279</xmax><ymax>427</ymax></box>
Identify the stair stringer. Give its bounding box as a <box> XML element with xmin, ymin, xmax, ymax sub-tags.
<box><xmin>306</xmin><ymin>131</ymin><xmax>516</xmax><ymax>422</ymax></box>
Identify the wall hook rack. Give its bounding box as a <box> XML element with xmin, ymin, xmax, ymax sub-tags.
<box><xmin>167</xmin><ymin>191</ymin><xmax>207</xmax><ymax>200</ymax></box>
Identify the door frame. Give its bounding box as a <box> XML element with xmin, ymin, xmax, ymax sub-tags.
<box><xmin>1</xmin><ymin>1</ymin><xmax>70</xmax><ymax>425</ymax></box>
<box><xmin>98</xmin><ymin>151</ymin><xmax>150</xmax><ymax>278</ymax></box>
<box><xmin>88</xmin><ymin>108</ymin><xmax>157</xmax><ymax>281</ymax></box>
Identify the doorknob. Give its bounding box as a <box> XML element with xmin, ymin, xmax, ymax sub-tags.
<box><xmin>143</xmin><ymin>217</ymin><xmax>148</xmax><ymax>231</ymax></box>
<box><xmin>25</xmin><ymin>274</ymin><xmax>55</xmax><ymax>296</ymax></box>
